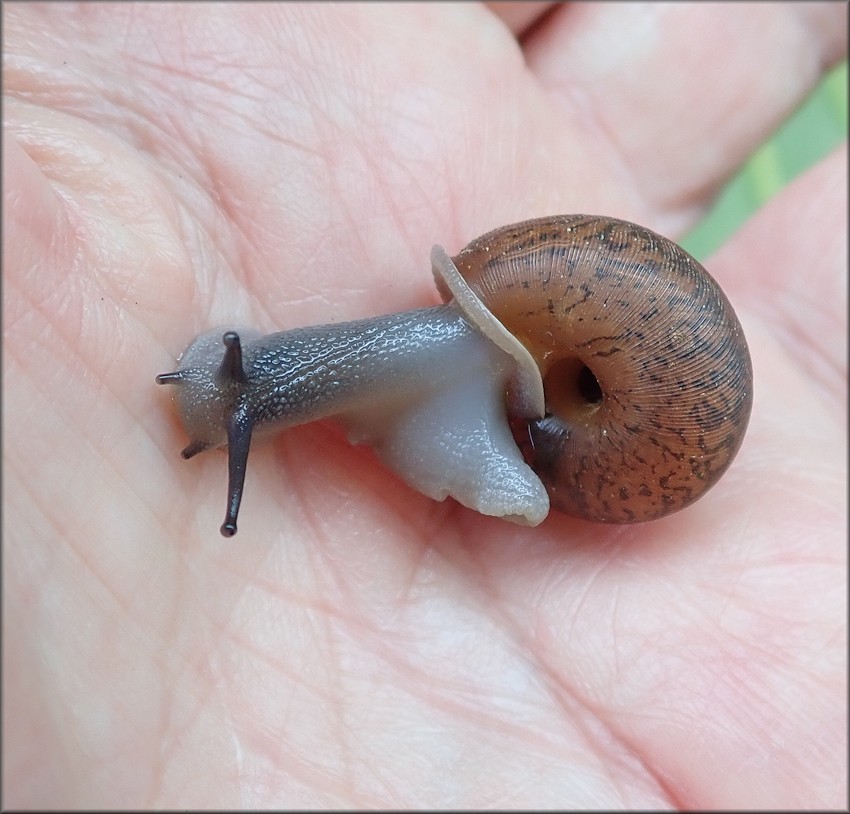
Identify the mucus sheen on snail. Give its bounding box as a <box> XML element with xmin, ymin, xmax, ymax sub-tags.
<box><xmin>156</xmin><ymin>215</ymin><xmax>753</xmax><ymax>537</ymax></box>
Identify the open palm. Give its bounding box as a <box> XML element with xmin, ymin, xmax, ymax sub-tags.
<box><xmin>4</xmin><ymin>3</ymin><xmax>846</xmax><ymax>808</ymax></box>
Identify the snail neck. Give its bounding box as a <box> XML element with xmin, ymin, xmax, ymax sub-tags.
<box><xmin>242</xmin><ymin>303</ymin><xmax>550</xmax><ymax>528</ymax></box>
<box><xmin>241</xmin><ymin>305</ymin><xmax>493</xmax><ymax>429</ymax></box>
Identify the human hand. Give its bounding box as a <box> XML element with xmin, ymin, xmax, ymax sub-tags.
<box><xmin>4</xmin><ymin>2</ymin><xmax>846</xmax><ymax>807</ymax></box>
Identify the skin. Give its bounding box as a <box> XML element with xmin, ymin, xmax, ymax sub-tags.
<box><xmin>3</xmin><ymin>2</ymin><xmax>847</xmax><ymax>808</ymax></box>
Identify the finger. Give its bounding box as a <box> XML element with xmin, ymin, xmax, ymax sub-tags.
<box><xmin>713</xmin><ymin>145</ymin><xmax>847</xmax><ymax>409</ymax></box>
<box><xmin>485</xmin><ymin>2</ymin><xmax>555</xmax><ymax>36</ymax></box>
<box><xmin>521</xmin><ymin>2</ymin><xmax>847</xmax><ymax>217</ymax></box>
<box><xmin>706</xmin><ymin>149</ymin><xmax>847</xmax><ymax>549</ymax></box>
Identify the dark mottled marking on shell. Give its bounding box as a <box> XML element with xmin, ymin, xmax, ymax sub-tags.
<box><xmin>450</xmin><ymin>215</ymin><xmax>753</xmax><ymax>523</ymax></box>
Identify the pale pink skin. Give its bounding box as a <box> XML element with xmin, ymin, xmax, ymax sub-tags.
<box><xmin>4</xmin><ymin>2</ymin><xmax>847</xmax><ymax>808</ymax></box>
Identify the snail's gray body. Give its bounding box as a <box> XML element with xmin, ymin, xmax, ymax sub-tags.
<box><xmin>169</xmin><ymin>304</ymin><xmax>548</xmax><ymax>532</ymax></box>
<box><xmin>157</xmin><ymin>215</ymin><xmax>753</xmax><ymax>536</ymax></box>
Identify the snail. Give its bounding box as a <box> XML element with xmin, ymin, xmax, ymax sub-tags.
<box><xmin>156</xmin><ymin>215</ymin><xmax>753</xmax><ymax>537</ymax></box>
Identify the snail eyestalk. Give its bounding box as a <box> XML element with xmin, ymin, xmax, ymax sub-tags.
<box><xmin>217</xmin><ymin>331</ymin><xmax>248</xmax><ymax>386</ymax></box>
<box><xmin>221</xmin><ymin>406</ymin><xmax>253</xmax><ymax>537</ymax></box>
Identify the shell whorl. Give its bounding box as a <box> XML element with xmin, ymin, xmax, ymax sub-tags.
<box><xmin>447</xmin><ymin>215</ymin><xmax>753</xmax><ymax>523</ymax></box>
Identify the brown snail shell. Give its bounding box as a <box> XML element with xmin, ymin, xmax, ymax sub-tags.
<box><xmin>445</xmin><ymin>214</ymin><xmax>753</xmax><ymax>523</ymax></box>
